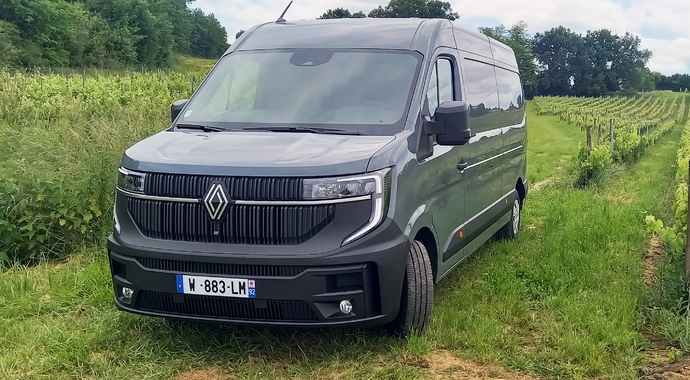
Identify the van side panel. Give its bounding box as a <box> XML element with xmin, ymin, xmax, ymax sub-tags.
<box><xmin>488</xmin><ymin>39</ymin><xmax>519</xmax><ymax>70</ymax></box>
<box><xmin>495</xmin><ymin>65</ymin><xmax>527</xmax><ymax>195</ymax></box>
<box><xmin>452</xmin><ymin>28</ymin><xmax>494</xmax><ymax>60</ymax></box>
<box><xmin>446</xmin><ymin>53</ymin><xmax>504</xmax><ymax>263</ymax></box>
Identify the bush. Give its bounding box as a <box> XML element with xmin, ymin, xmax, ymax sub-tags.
<box><xmin>576</xmin><ymin>144</ymin><xmax>613</xmax><ymax>186</ymax></box>
<box><xmin>0</xmin><ymin>71</ymin><xmax>204</xmax><ymax>263</ymax></box>
<box><xmin>613</xmin><ymin>131</ymin><xmax>642</xmax><ymax>163</ymax></box>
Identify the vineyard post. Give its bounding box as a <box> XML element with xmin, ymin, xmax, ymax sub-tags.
<box><xmin>82</xmin><ymin>69</ymin><xmax>85</xmax><ymax>88</ymax></box>
<box><xmin>685</xmin><ymin>160</ymin><xmax>690</xmax><ymax>283</ymax></box>
<box><xmin>610</xmin><ymin>119</ymin><xmax>614</xmax><ymax>155</ymax></box>
<box><xmin>586</xmin><ymin>126</ymin><xmax>592</xmax><ymax>157</ymax></box>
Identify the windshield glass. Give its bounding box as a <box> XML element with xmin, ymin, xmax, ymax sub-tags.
<box><xmin>179</xmin><ymin>50</ymin><xmax>421</xmax><ymax>134</ymax></box>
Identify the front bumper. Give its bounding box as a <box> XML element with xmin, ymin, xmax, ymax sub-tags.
<box><xmin>108</xmin><ymin>219</ymin><xmax>409</xmax><ymax>327</ymax></box>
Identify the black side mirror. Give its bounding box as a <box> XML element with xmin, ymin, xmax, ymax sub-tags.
<box><xmin>424</xmin><ymin>101</ymin><xmax>471</xmax><ymax>146</ymax></box>
<box><xmin>171</xmin><ymin>99</ymin><xmax>189</xmax><ymax>123</ymax></box>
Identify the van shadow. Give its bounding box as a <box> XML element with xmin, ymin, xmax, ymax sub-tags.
<box><xmin>110</xmin><ymin>314</ymin><xmax>402</xmax><ymax>366</ymax></box>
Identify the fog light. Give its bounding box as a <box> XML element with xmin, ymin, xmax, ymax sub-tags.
<box><xmin>122</xmin><ymin>287</ymin><xmax>134</xmax><ymax>299</ymax></box>
<box><xmin>339</xmin><ymin>300</ymin><xmax>353</xmax><ymax>314</ymax></box>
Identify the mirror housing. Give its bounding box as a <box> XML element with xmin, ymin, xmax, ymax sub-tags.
<box><xmin>171</xmin><ymin>99</ymin><xmax>189</xmax><ymax>123</ymax></box>
<box><xmin>424</xmin><ymin>101</ymin><xmax>472</xmax><ymax>146</ymax></box>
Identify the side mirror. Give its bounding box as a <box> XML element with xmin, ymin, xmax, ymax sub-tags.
<box><xmin>171</xmin><ymin>99</ymin><xmax>189</xmax><ymax>123</ymax></box>
<box><xmin>424</xmin><ymin>101</ymin><xmax>471</xmax><ymax>146</ymax></box>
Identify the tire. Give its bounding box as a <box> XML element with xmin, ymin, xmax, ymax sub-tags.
<box><xmin>389</xmin><ymin>240</ymin><xmax>434</xmax><ymax>338</ymax></box>
<box><xmin>499</xmin><ymin>197</ymin><xmax>521</xmax><ymax>240</ymax></box>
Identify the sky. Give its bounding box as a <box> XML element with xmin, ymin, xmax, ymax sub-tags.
<box><xmin>192</xmin><ymin>0</ymin><xmax>690</xmax><ymax>75</ymax></box>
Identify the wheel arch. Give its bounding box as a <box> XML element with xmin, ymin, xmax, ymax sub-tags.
<box><xmin>516</xmin><ymin>177</ymin><xmax>526</xmax><ymax>206</ymax></box>
<box><xmin>413</xmin><ymin>227</ymin><xmax>438</xmax><ymax>282</ymax></box>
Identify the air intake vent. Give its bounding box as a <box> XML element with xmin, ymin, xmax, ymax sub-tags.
<box><xmin>135</xmin><ymin>291</ymin><xmax>318</xmax><ymax>322</ymax></box>
<box><xmin>145</xmin><ymin>173</ymin><xmax>303</xmax><ymax>200</ymax></box>
<box><xmin>136</xmin><ymin>257</ymin><xmax>307</xmax><ymax>277</ymax></box>
<box><xmin>128</xmin><ymin>199</ymin><xmax>335</xmax><ymax>245</ymax></box>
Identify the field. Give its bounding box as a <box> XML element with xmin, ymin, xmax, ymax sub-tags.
<box><xmin>1</xmin><ymin>70</ymin><xmax>690</xmax><ymax>379</ymax></box>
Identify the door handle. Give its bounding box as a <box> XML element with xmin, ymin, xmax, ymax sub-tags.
<box><xmin>457</xmin><ymin>160</ymin><xmax>469</xmax><ymax>172</ymax></box>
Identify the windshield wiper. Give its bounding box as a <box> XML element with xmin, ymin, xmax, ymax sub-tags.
<box><xmin>242</xmin><ymin>126</ymin><xmax>367</xmax><ymax>136</ymax></box>
<box><xmin>175</xmin><ymin>123</ymin><xmax>226</xmax><ymax>132</ymax></box>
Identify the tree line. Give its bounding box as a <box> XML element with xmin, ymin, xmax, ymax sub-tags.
<box><xmin>0</xmin><ymin>0</ymin><xmax>229</xmax><ymax>69</ymax></box>
<box><xmin>321</xmin><ymin>0</ymin><xmax>688</xmax><ymax>97</ymax></box>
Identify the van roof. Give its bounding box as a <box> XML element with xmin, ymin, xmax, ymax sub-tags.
<box><xmin>229</xmin><ymin>18</ymin><xmax>518</xmax><ymax>70</ymax></box>
<box><xmin>234</xmin><ymin>18</ymin><xmax>430</xmax><ymax>51</ymax></box>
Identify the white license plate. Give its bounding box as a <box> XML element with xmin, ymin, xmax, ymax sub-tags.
<box><xmin>176</xmin><ymin>275</ymin><xmax>256</xmax><ymax>298</ymax></box>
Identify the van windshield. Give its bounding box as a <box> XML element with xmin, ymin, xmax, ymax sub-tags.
<box><xmin>179</xmin><ymin>49</ymin><xmax>421</xmax><ymax>135</ymax></box>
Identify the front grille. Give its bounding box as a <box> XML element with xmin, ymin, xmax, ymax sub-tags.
<box><xmin>128</xmin><ymin>199</ymin><xmax>335</xmax><ymax>245</ymax></box>
<box><xmin>145</xmin><ymin>173</ymin><xmax>303</xmax><ymax>200</ymax></box>
<box><xmin>136</xmin><ymin>257</ymin><xmax>307</xmax><ymax>277</ymax></box>
<box><xmin>135</xmin><ymin>290</ymin><xmax>318</xmax><ymax>322</ymax></box>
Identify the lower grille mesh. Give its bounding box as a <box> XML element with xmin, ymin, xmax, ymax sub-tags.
<box><xmin>136</xmin><ymin>257</ymin><xmax>306</xmax><ymax>277</ymax></box>
<box><xmin>135</xmin><ymin>290</ymin><xmax>318</xmax><ymax>322</ymax></box>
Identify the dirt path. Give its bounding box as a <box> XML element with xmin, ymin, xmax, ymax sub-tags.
<box><xmin>413</xmin><ymin>350</ymin><xmax>545</xmax><ymax>380</ymax></box>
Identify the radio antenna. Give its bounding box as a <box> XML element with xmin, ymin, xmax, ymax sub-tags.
<box><xmin>276</xmin><ymin>1</ymin><xmax>293</xmax><ymax>23</ymax></box>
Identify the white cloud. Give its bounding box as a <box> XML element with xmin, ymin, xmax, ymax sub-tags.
<box><xmin>193</xmin><ymin>0</ymin><xmax>690</xmax><ymax>74</ymax></box>
<box><xmin>641</xmin><ymin>37</ymin><xmax>690</xmax><ymax>75</ymax></box>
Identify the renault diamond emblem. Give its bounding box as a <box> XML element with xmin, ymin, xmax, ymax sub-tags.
<box><xmin>203</xmin><ymin>183</ymin><xmax>229</xmax><ymax>221</ymax></box>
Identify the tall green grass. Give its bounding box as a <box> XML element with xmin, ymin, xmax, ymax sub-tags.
<box><xmin>0</xmin><ymin>71</ymin><xmax>205</xmax><ymax>262</ymax></box>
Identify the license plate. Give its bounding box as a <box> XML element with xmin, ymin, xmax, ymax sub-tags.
<box><xmin>176</xmin><ymin>274</ymin><xmax>256</xmax><ymax>298</ymax></box>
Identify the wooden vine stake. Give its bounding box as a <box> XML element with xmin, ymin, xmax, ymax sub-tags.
<box><xmin>586</xmin><ymin>126</ymin><xmax>592</xmax><ymax>157</ymax></box>
<box><xmin>610</xmin><ymin>119</ymin><xmax>614</xmax><ymax>155</ymax></box>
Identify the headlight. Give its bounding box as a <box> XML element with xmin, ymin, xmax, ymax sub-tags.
<box><xmin>117</xmin><ymin>167</ymin><xmax>146</xmax><ymax>193</ymax></box>
<box><xmin>304</xmin><ymin>169</ymin><xmax>391</xmax><ymax>245</ymax></box>
<box><xmin>303</xmin><ymin>175</ymin><xmax>378</xmax><ymax>199</ymax></box>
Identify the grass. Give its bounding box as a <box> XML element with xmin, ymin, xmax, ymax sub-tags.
<box><xmin>524</xmin><ymin>103</ymin><xmax>584</xmax><ymax>185</ymax></box>
<box><xmin>171</xmin><ymin>54</ymin><xmax>217</xmax><ymax>72</ymax></box>
<box><xmin>0</xmin><ymin>98</ymin><xmax>685</xmax><ymax>379</ymax></box>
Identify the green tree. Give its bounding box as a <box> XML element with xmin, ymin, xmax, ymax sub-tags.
<box><xmin>368</xmin><ymin>0</ymin><xmax>458</xmax><ymax>20</ymax></box>
<box><xmin>0</xmin><ymin>0</ymin><xmax>85</xmax><ymax>67</ymax></box>
<box><xmin>0</xmin><ymin>21</ymin><xmax>20</xmax><ymax>67</ymax></box>
<box><xmin>532</xmin><ymin>26</ymin><xmax>586</xmax><ymax>96</ymax></box>
<box><xmin>0</xmin><ymin>0</ymin><xmax>229</xmax><ymax>68</ymax></box>
<box><xmin>638</xmin><ymin>67</ymin><xmax>656</xmax><ymax>92</ymax></box>
<box><xmin>189</xmin><ymin>9</ymin><xmax>228</xmax><ymax>59</ymax></box>
<box><xmin>479</xmin><ymin>21</ymin><xmax>537</xmax><ymax>99</ymax></box>
<box><xmin>614</xmin><ymin>32</ymin><xmax>651</xmax><ymax>91</ymax></box>
<box><xmin>580</xmin><ymin>29</ymin><xmax>621</xmax><ymax>96</ymax></box>
<box><xmin>532</xmin><ymin>27</ymin><xmax>651</xmax><ymax>96</ymax></box>
<box><xmin>319</xmin><ymin>8</ymin><xmax>366</xmax><ymax>19</ymax></box>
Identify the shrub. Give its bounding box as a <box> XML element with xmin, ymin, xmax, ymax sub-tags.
<box><xmin>0</xmin><ymin>71</ymin><xmax>205</xmax><ymax>263</ymax></box>
<box><xmin>576</xmin><ymin>144</ymin><xmax>613</xmax><ymax>186</ymax></box>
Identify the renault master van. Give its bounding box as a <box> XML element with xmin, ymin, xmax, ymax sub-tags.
<box><xmin>108</xmin><ymin>17</ymin><xmax>527</xmax><ymax>336</ymax></box>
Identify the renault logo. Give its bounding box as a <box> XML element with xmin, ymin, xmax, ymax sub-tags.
<box><xmin>203</xmin><ymin>183</ymin><xmax>229</xmax><ymax>221</ymax></box>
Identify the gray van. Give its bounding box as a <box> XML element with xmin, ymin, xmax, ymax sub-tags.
<box><xmin>108</xmin><ymin>18</ymin><xmax>527</xmax><ymax>336</ymax></box>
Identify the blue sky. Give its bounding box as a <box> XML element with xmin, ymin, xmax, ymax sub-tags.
<box><xmin>192</xmin><ymin>0</ymin><xmax>690</xmax><ymax>75</ymax></box>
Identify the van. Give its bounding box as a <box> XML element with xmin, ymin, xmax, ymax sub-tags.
<box><xmin>108</xmin><ymin>17</ymin><xmax>527</xmax><ymax>336</ymax></box>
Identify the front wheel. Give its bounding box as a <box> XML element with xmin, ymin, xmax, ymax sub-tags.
<box><xmin>389</xmin><ymin>240</ymin><xmax>434</xmax><ymax>338</ymax></box>
<box><xmin>499</xmin><ymin>198</ymin><xmax>521</xmax><ymax>240</ymax></box>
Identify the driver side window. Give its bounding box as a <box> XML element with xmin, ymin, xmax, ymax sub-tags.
<box><xmin>426</xmin><ymin>58</ymin><xmax>454</xmax><ymax>117</ymax></box>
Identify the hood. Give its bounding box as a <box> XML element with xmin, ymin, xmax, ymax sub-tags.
<box><xmin>121</xmin><ymin>130</ymin><xmax>396</xmax><ymax>177</ymax></box>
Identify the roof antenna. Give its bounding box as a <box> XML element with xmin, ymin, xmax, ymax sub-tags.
<box><xmin>276</xmin><ymin>1</ymin><xmax>293</xmax><ymax>23</ymax></box>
